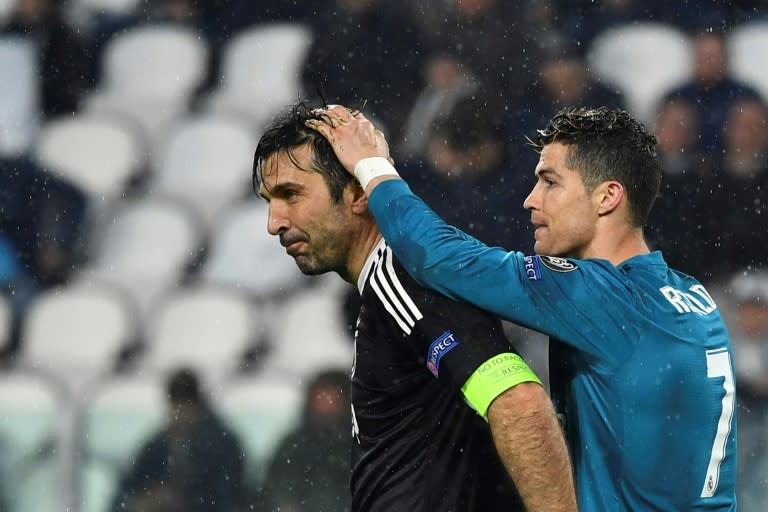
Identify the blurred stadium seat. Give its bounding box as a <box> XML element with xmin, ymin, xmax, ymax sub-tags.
<box><xmin>83</xmin><ymin>24</ymin><xmax>209</xmax><ymax>143</ymax></box>
<box><xmin>34</xmin><ymin>114</ymin><xmax>145</xmax><ymax>205</ymax></box>
<box><xmin>0</xmin><ymin>370</ymin><xmax>66</xmax><ymax>512</ymax></box>
<box><xmin>149</xmin><ymin>114</ymin><xmax>255</xmax><ymax>226</ymax></box>
<box><xmin>205</xmin><ymin>22</ymin><xmax>313</xmax><ymax>130</ymax></box>
<box><xmin>729</xmin><ymin>21</ymin><xmax>768</xmax><ymax>102</ymax></box>
<box><xmin>587</xmin><ymin>22</ymin><xmax>693</xmax><ymax>126</ymax></box>
<box><xmin>140</xmin><ymin>284</ymin><xmax>260</xmax><ymax>380</ymax></box>
<box><xmin>266</xmin><ymin>279</ymin><xmax>354</xmax><ymax>377</ymax></box>
<box><xmin>214</xmin><ymin>370</ymin><xmax>303</xmax><ymax>484</ymax></box>
<box><xmin>17</xmin><ymin>282</ymin><xmax>138</xmax><ymax>393</ymax></box>
<box><xmin>0</xmin><ymin>36</ymin><xmax>39</xmax><ymax>157</ymax></box>
<box><xmin>77</xmin><ymin>196</ymin><xmax>204</xmax><ymax>317</ymax></box>
<box><xmin>77</xmin><ymin>374</ymin><xmax>166</xmax><ymax>512</ymax></box>
<box><xmin>201</xmin><ymin>199</ymin><xmax>309</xmax><ymax>299</ymax></box>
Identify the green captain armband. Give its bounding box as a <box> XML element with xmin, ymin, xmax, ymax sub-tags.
<box><xmin>461</xmin><ymin>353</ymin><xmax>542</xmax><ymax>418</ymax></box>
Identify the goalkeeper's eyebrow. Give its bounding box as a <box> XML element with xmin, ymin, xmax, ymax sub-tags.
<box><xmin>259</xmin><ymin>181</ymin><xmax>306</xmax><ymax>203</ymax></box>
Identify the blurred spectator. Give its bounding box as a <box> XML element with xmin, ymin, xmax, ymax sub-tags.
<box><xmin>196</xmin><ymin>0</ymin><xmax>328</xmax><ymax>44</ymax></box>
<box><xmin>0</xmin><ymin>235</ymin><xmax>30</xmax><ymax>302</ymax></box>
<box><xmin>646</xmin><ymin>97</ymin><xmax>720</xmax><ymax>279</ymax></box>
<box><xmin>0</xmin><ymin>155</ymin><xmax>86</xmax><ymax>357</ymax></box>
<box><xmin>728</xmin><ymin>270</ymin><xmax>768</xmax><ymax>510</ymax></box>
<box><xmin>400</xmin><ymin>96</ymin><xmax>530</xmax><ymax>251</ymax></box>
<box><xmin>715</xmin><ymin>97</ymin><xmax>768</xmax><ymax>274</ymax></box>
<box><xmin>2</xmin><ymin>0</ymin><xmax>92</xmax><ymax>117</ymax></box>
<box><xmin>720</xmin><ymin>97</ymin><xmax>768</xmax><ymax>178</ymax></box>
<box><xmin>261</xmin><ymin>368</ymin><xmax>351</xmax><ymax>512</ymax></box>
<box><xmin>0</xmin><ymin>234</ymin><xmax>38</xmax><ymax>360</ymax></box>
<box><xmin>397</xmin><ymin>51</ymin><xmax>479</xmax><ymax>160</ymax></box>
<box><xmin>509</xmin><ymin>39</ymin><xmax>626</xmax><ymax>183</ymax></box>
<box><xmin>730</xmin><ymin>0</ymin><xmax>768</xmax><ymax>25</ymax></box>
<box><xmin>0</xmin><ymin>155</ymin><xmax>88</xmax><ymax>288</ymax></box>
<box><xmin>519</xmin><ymin>0</ymin><xmax>564</xmax><ymax>52</ymax></box>
<box><xmin>647</xmin><ymin>95</ymin><xmax>768</xmax><ymax>281</ymax></box>
<box><xmin>428</xmin><ymin>0</ymin><xmax>530</xmax><ymax>112</ymax></box>
<box><xmin>661</xmin><ymin>27</ymin><xmax>763</xmax><ymax>155</ymax></box>
<box><xmin>516</xmin><ymin>39</ymin><xmax>626</xmax><ymax>132</ymax></box>
<box><xmin>561</xmin><ymin>0</ymin><xmax>732</xmax><ymax>45</ymax></box>
<box><xmin>110</xmin><ymin>368</ymin><xmax>245</xmax><ymax>512</ymax></box>
<box><xmin>654</xmin><ymin>98</ymin><xmax>705</xmax><ymax>176</ymax></box>
<box><xmin>302</xmin><ymin>0</ymin><xmax>429</xmax><ymax>143</ymax></box>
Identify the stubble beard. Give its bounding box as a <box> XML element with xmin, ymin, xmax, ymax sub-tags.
<box><xmin>293</xmin><ymin>254</ymin><xmax>327</xmax><ymax>276</ymax></box>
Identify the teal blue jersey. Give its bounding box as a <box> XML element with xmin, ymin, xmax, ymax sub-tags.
<box><xmin>367</xmin><ymin>180</ymin><xmax>737</xmax><ymax>511</ymax></box>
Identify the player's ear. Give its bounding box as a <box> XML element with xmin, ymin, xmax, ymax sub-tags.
<box><xmin>349</xmin><ymin>183</ymin><xmax>369</xmax><ymax>214</ymax></box>
<box><xmin>595</xmin><ymin>180</ymin><xmax>624</xmax><ymax>217</ymax></box>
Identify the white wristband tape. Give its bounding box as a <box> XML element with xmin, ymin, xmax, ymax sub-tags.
<box><xmin>353</xmin><ymin>157</ymin><xmax>400</xmax><ymax>190</ymax></box>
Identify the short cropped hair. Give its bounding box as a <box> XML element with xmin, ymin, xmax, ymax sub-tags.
<box><xmin>529</xmin><ymin>107</ymin><xmax>661</xmax><ymax>227</ymax></box>
<box><xmin>253</xmin><ymin>101</ymin><xmax>357</xmax><ymax>203</ymax></box>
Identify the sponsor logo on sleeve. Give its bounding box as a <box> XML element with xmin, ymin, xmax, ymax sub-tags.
<box><xmin>426</xmin><ymin>330</ymin><xmax>460</xmax><ymax>378</ymax></box>
<box><xmin>539</xmin><ymin>255</ymin><xmax>578</xmax><ymax>272</ymax></box>
<box><xmin>524</xmin><ymin>255</ymin><xmax>542</xmax><ymax>280</ymax></box>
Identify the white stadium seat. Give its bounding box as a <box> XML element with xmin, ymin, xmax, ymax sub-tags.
<box><xmin>0</xmin><ymin>36</ymin><xmax>39</xmax><ymax>156</ymax></box>
<box><xmin>80</xmin><ymin>196</ymin><xmax>203</xmax><ymax>316</ymax></box>
<box><xmin>267</xmin><ymin>279</ymin><xmax>354</xmax><ymax>377</ymax></box>
<box><xmin>206</xmin><ymin>22</ymin><xmax>313</xmax><ymax>129</ymax></box>
<box><xmin>214</xmin><ymin>371</ymin><xmax>304</xmax><ymax>483</ymax></box>
<box><xmin>0</xmin><ymin>371</ymin><xmax>66</xmax><ymax>511</ymax></box>
<box><xmin>34</xmin><ymin>114</ymin><xmax>144</xmax><ymax>202</ymax></box>
<box><xmin>18</xmin><ymin>282</ymin><xmax>138</xmax><ymax>392</ymax></box>
<box><xmin>78</xmin><ymin>374</ymin><xmax>166</xmax><ymax>512</ymax></box>
<box><xmin>84</xmin><ymin>24</ymin><xmax>209</xmax><ymax>141</ymax></box>
<box><xmin>729</xmin><ymin>21</ymin><xmax>768</xmax><ymax>102</ymax></box>
<box><xmin>141</xmin><ymin>285</ymin><xmax>259</xmax><ymax>379</ymax></box>
<box><xmin>587</xmin><ymin>22</ymin><xmax>693</xmax><ymax>126</ymax></box>
<box><xmin>84</xmin><ymin>92</ymin><xmax>189</xmax><ymax>148</ymax></box>
<box><xmin>202</xmin><ymin>199</ymin><xmax>309</xmax><ymax>298</ymax></box>
<box><xmin>100</xmin><ymin>24</ymin><xmax>208</xmax><ymax>99</ymax></box>
<box><xmin>150</xmin><ymin>115</ymin><xmax>256</xmax><ymax>225</ymax></box>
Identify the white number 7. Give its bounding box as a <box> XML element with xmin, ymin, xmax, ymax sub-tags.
<box><xmin>700</xmin><ymin>349</ymin><xmax>735</xmax><ymax>498</ymax></box>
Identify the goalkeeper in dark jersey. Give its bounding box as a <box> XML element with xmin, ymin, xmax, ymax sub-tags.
<box><xmin>253</xmin><ymin>102</ymin><xmax>577</xmax><ymax>512</ymax></box>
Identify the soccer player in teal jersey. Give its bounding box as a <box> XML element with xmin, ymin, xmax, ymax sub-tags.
<box><xmin>309</xmin><ymin>105</ymin><xmax>738</xmax><ymax>510</ymax></box>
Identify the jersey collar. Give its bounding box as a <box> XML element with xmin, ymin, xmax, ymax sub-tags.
<box><xmin>357</xmin><ymin>237</ymin><xmax>387</xmax><ymax>294</ymax></box>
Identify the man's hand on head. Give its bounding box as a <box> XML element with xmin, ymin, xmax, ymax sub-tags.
<box><xmin>306</xmin><ymin>104</ymin><xmax>394</xmax><ymax>174</ymax></box>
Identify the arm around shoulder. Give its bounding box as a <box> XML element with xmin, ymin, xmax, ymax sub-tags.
<box><xmin>487</xmin><ymin>382</ymin><xmax>578</xmax><ymax>511</ymax></box>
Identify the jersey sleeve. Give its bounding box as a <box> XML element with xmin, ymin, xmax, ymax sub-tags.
<box><xmin>369</xmin><ymin>179</ymin><xmax>640</xmax><ymax>369</ymax></box>
<box><xmin>407</xmin><ymin>282</ymin><xmax>541</xmax><ymax>417</ymax></box>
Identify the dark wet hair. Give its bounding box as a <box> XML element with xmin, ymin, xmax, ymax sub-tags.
<box><xmin>253</xmin><ymin>101</ymin><xmax>356</xmax><ymax>203</ymax></box>
<box><xmin>529</xmin><ymin>106</ymin><xmax>661</xmax><ymax>227</ymax></box>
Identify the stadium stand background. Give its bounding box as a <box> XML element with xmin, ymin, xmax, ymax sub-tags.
<box><xmin>1</xmin><ymin>0</ymin><xmax>767</xmax><ymax>509</ymax></box>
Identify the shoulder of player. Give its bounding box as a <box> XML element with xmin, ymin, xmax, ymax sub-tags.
<box><xmin>523</xmin><ymin>254</ymin><xmax>621</xmax><ymax>279</ymax></box>
<box><xmin>522</xmin><ymin>254</ymin><xmax>645</xmax><ymax>306</ymax></box>
<box><xmin>363</xmin><ymin>246</ymin><xmax>486</xmax><ymax>313</ymax></box>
